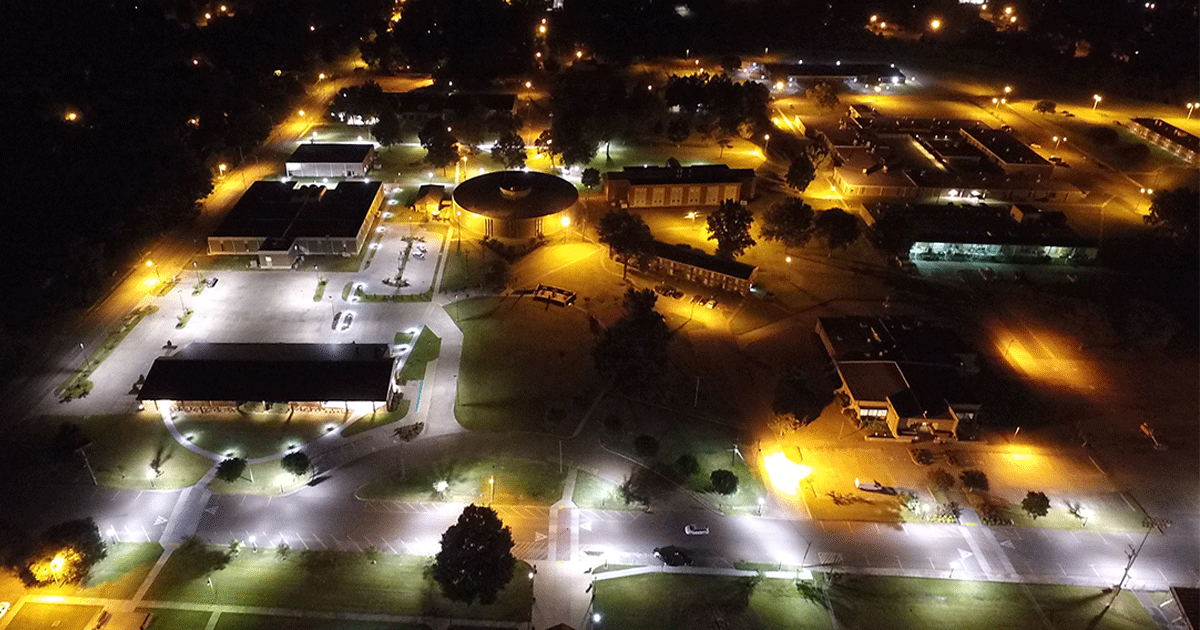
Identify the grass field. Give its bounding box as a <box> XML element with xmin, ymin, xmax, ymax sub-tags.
<box><xmin>214</xmin><ymin>613</ymin><xmax>430</xmax><ymax>630</ymax></box>
<box><xmin>596</xmin><ymin>572</ymin><xmax>1159</xmax><ymax>630</ymax></box>
<box><xmin>143</xmin><ymin>546</ymin><xmax>532</xmax><ymax>621</ymax></box>
<box><xmin>8</xmin><ymin>414</ymin><xmax>212</xmax><ymax>490</ymax></box>
<box><xmin>398</xmin><ymin>327</ymin><xmax>442</xmax><ymax>382</ymax></box>
<box><xmin>595</xmin><ymin>573</ymin><xmax>830</xmax><ymax>630</ymax></box>
<box><xmin>452</xmin><ymin>297</ymin><xmax>601</xmax><ymax>433</ymax></box>
<box><xmin>141</xmin><ymin>609</ymin><xmax>215</xmax><ymax>630</ymax></box>
<box><xmin>174</xmin><ymin>410</ymin><xmax>337</xmax><ymax>459</ymax></box>
<box><xmin>3</xmin><ymin>603</ymin><xmax>103</xmax><ymax>630</ymax></box>
<box><xmin>341</xmin><ymin>404</ymin><xmax>412</xmax><ymax>438</ymax></box>
<box><xmin>358</xmin><ymin>456</ymin><xmax>566</xmax><ymax>506</ymax></box>
<box><xmin>76</xmin><ymin>542</ymin><xmax>164</xmax><ymax>599</ymax></box>
<box><xmin>571</xmin><ymin>470</ymin><xmax>637</xmax><ymax>511</ymax></box>
<box><xmin>207</xmin><ymin>457</ymin><xmax>310</xmax><ymax>496</ymax></box>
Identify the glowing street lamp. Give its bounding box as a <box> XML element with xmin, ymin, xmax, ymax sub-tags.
<box><xmin>763</xmin><ymin>133</ymin><xmax>771</xmax><ymax>154</ymax></box>
<box><xmin>489</xmin><ymin>476</ymin><xmax>495</xmax><ymax>505</ymax></box>
<box><xmin>1187</xmin><ymin>102</ymin><xmax>1197</xmax><ymax>119</ymax></box>
<box><xmin>576</xmin><ymin>50</ymin><xmax>583</xmax><ymax>59</ymax></box>
<box><xmin>1092</xmin><ymin>94</ymin><xmax>1102</xmax><ymax>110</ymax></box>
<box><xmin>65</xmin><ymin>111</ymin><xmax>78</xmax><ymax>122</ymax></box>
<box><xmin>50</xmin><ymin>555</ymin><xmax>65</xmax><ymax>586</ymax></box>
<box><xmin>1053</xmin><ymin>135</ymin><xmax>1065</xmax><ymax>149</ymax></box>
<box><xmin>1003</xmin><ymin>85</ymin><xmax>1012</xmax><ymax>95</ymax></box>
<box><xmin>219</xmin><ymin>163</ymin><xmax>228</xmax><ymax>178</ymax></box>
<box><xmin>929</xmin><ymin>18</ymin><xmax>941</xmax><ymax>31</ymax></box>
<box><xmin>870</xmin><ymin>14</ymin><xmax>878</xmax><ymax>22</ymax></box>
<box><xmin>560</xmin><ymin>215</ymin><xmax>571</xmax><ymax>228</ymax></box>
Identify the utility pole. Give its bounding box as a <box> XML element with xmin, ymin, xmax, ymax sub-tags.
<box><xmin>77</xmin><ymin>446</ymin><xmax>97</xmax><ymax>486</ymax></box>
<box><xmin>1110</xmin><ymin>524</ymin><xmax>1155</xmax><ymax>604</ymax></box>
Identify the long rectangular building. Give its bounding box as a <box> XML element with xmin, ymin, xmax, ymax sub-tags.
<box><xmin>1128</xmin><ymin>118</ymin><xmax>1200</xmax><ymax>166</ymax></box>
<box><xmin>644</xmin><ymin>240</ymin><xmax>758</xmax><ymax>295</ymax></box>
<box><xmin>285</xmin><ymin>143</ymin><xmax>376</xmax><ymax>178</ymax></box>
<box><xmin>604</xmin><ymin>164</ymin><xmax>756</xmax><ymax>209</ymax></box>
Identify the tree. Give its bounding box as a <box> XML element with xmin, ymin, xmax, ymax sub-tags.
<box><xmin>807</xmin><ymin>81</ymin><xmax>840</xmax><ymax>110</ymax></box>
<box><xmin>371</xmin><ymin>112</ymin><xmax>404</xmax><ymax>148</ymax></box>
<box><xmin>23</xmin><ymin>518</ymin><xmax>107</xmax><ymax>586</ymax></box>
<box><xmin>1021</xmin><ymin>491</ymin><xmax>1050</xmax><ymax>520</ymax></box>
<box><xmin>581</xmin><ymin>167</ymin><xmax>602</xmax><ymax>190</ymax></box>
<box><xmin>666</xmin><ymin>116</ymin><xmax>691</xmax><ymax>144</ymax></box>
<box><xmin>633</xmin><ymin>435</ymin><xmax>660</xmax><ymax>458</ymax></box>
<box><xmin>1147</xmin><ymin>187</ymin><xmax>1199</xmax><ymax>239</ymax></box>
<box><xmin>432</xmin><ymin>504</ymin><xmax>516</xmax><ymax>605</ymax></box>
<box><xmin>785</xmin><ymin>154</ymin><xmax>817</xmax><ymax>193</ymax></box>
<box><xmin>215</xmin><ymin>458</ymin><xmax>247</xmax><ymax>483</ymax></box>
<box><xmin>959</xmin><ymin>469</ymin><xmax>990</xmax><ymax>492</ymax></box>
<box><xmin>675</xmin><ymin>454</ymin><xmax>699</xmax><ymax>478</ymax></box>
<box><xmin>760</xmin><ymin>198</ymin><xmax>815</xmax><ymax>249</ymax></box>
<box><xmin>597</xmin><ymin>209</ymin><xmax>654</xmax><ymax>279</ymax></box>
<box><xmin>1033</xmin><ymin>99</ymin><xmax>1057</xmax><ymax>114</ymax></box>
<box><xmin>928</xmin><ymin>468</ymin><xmax>955</xmax><ymax>491</ymax></box>
<box><xmin>592</xmin><ymin>288</ymin><xmax>673</xmax><ymax>392</ymax></box>
<box><xmin>805</xmin><ymin>141</ymin><xmax>833</xmax><ymax>171</ymax></box>
<box><xmin>491</xmin><ymin>130</ymin><xmax>527</xmax><ymax>170</ymax></box>
<box><xmin>710</xmin><ymin>469</ymin><xmax>739</xmax><ymax>495</ymax></box>
<box><xmin>51</xmin><ymin>422</ymin><xmax>90</xmax><ymax>460</ymax></box>
<box><xmin>706</xmin><ymin>200</ymin><xmax>756</xmax><ymax>258</ymax></box>
<box><xmin>418</xmin><ymin>117</ymin><xmax>460</xmax><ymax>173</ymax></box>
<box><xmin>811</xmin><ymin>208</ymin><xmax>861</xmax><ymax>252</ymax></box>
<box><xmin>533</xmin><ymin>129</ymin><xmax>557</xmax><ymax>164</ymax></box>
<box><xmin>280</xmin><ymin>452</ymin><xmax>311</xmax><ymax>478</ymax></box>
<box><xmin>447</xmin><ymin>99</ymin><xmax>490</xmax><ymax>153</ymax></box>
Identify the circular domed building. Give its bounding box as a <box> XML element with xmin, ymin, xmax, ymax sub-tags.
<box><xmin>452</xmin><ymin>170</ymin><xmax>578</xmax><ymax>240</ymax></box>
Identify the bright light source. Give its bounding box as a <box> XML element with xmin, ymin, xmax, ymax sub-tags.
<box><xmin>561</xmin><ymin>215</ymin><xmax>571</xmax><ymax>227</ymax></box>
<box><xmin>763</xmin><ymin>452</ymin><xmax>812</xmax><ymax>496</ymax></box>
<box><xmin>576</xmin><ymin>50</ymin><xmax>583</xmax><ymax>58</ymax></box>
<box><xmin>1004</xmin><ymin>6</ymin><xmax>1013</xmax><ymax>14</ymax></box>
<box><xmin>525</xmin><ymin>81</ymin><xmax>532</xmax><ymax>88</ymax></box>
<box><xmin>930</xmin><ymin>19</ymin><xmax>941</xmax><ymax>30</ymax></box>
<box><xmin>318</xmin><ymin>73</ymin><xmax>326</xmax><ymax>80</ymax></box>
<box><xmin>870</xmin><ymin>14</ymin><xmax>878</xmax><ymax>22</ymax></box>
<box><xmin>538</xmin><ymin>25</ymin><xmax>546</xmax><ymax>33</ymax></box>
<box><xmin>65</xmin><ymin>112</ymin><xmax>78</xmax><ymax>121</ymax></box>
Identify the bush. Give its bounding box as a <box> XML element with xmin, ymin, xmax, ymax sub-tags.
<box><xmin>215</xmin><ymin>458</ymin><xmax>247</xmax><ymax>483</ymax></box>
<box><xmin>928</xmin><ymin>468</ymin><xmax>955</xmax><ymax>491</ymax></box>
<box><xmin>674</xmin><ymin>454</ymin><xmax>699</xmax><ymax>478</ymax></box>
<box><xmin>280</xmin><ymin>452</ymin><xmax>311</xmax><ymax>478</ymax></box>
<box><xmin>710</xmin><ymin>469</ymin><xmax>739</xmax><ymax>495</ymax></box>
<box><xmin>633</xmin><ymin>435</ymin><xmax>659</xmax><ymax>458</ymax></box>
<box><xmin>959</xmin><ymin>469</ymin><xmax>989</xmax><ymax>492</ymax></box>
<box><xmin>1021</xmin><ymin>491</ymin><xmax>1050</xmax><ymax>520</ymax></box>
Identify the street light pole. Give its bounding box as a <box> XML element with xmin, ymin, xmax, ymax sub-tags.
<box><xmin>1092</xmin><ymin>94</ymin><xmax>1102</xmax><ymax>111</ymax></box>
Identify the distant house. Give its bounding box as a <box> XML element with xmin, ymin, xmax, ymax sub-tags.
<box><xmin>285</xmin><ymin>143</ymin><xmax>376</xmax><ymax>178</ymax></box>
<box><xmin>643</xmin><ymin>241</ymin><xmax>758</xmax><ymax>295</ymax></box>
<box><xmin>413</xmin><ymin>184</ymin><xmax>447</xmax><ymax>218</ymax></box>
<box><xmin>816</xmin><ymin>316</ymin><xmax>980</xmax><ymax>440</ymax></box>
<box><xmin>207</xmin><ymin>180</ymin><xmax>384</xmax><ymax>268</ymax></box>
<box><xmin>604</xmin><ymin>164</ymin><xmax>756</xmax><ymax>209</ymax></box>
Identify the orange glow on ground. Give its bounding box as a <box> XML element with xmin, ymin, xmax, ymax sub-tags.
<box><xmin>762</xmin><ymin>451</ymin><xmax>812</xmax><ymax>496</ymax></box>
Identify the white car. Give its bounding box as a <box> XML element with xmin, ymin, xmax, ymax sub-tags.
<box><xmin>0</xmin><ymin>602</ymin><xmax>10</xmax><ymax>618</ymax></box>
<box><xmin>684</xmin><ymin>524</ymin><xmax>709</xmax><ymax>536</ymax></box>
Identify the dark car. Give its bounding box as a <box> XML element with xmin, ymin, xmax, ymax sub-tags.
<box><xmin>653</xmin><ymin>546</ymin><xmax>693</xmax><ymax>567</ymax></box>
<box><xmin>332</xmin><ymin>311</ymin><xmax>343</xmax><ymax>330</ymax></box>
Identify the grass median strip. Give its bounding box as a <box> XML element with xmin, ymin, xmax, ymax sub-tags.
<box><xmin>358</xmin><ymin>456</ymin><xmax>565</xmax><ymax>506</ymax></box>
<box><xmin>398</xmin><ymin>327</ymin><xmax>441</xmax><ymax>381</ymax></box>
<box><xmin>57</xmin><ymin>305</ymin><xmax>158</xmax><ymax>401</ymax></box>
<box><xmin>144</xmin><ymin>544</ymin><xmax>532</xmax><ymax>622</ymax></box>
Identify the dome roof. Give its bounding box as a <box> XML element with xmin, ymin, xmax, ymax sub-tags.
<box><xmin>453</xmin><ymin>170</ymin><xmax>578</xmax><ymax>220</ymax></box>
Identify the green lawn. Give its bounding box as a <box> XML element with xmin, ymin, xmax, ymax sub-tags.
<box><xmin>358</xmin><ymin>456</ymin><xmax>566</xmax><ymax>506</ymax></box>
<box><xmin>13</xmin><ymin>414</ymin><xmax>212</xmax><ymax>490</ymax></box>
<box><xmin>173</xmin><ymin>410</ymin><xmax>338</xmax><ymax>459</ymax></box>
<box><xmin>4</xmin><ymin>603</ymin><xmax>103</xmax><ymax>630</ymax></box>
<box><xmin>823</xmin><ymin>574</ymin><xmax>1158</xmax><ymax>630</ymax></box>
<box><xmin>77</xmin><ymin>542</ymin><xmax>164</xmax><ymax>599</ymax></box>
<box><xmin>215</xmin><ymin>613</ymin><xmax>430</xmax><ymax>630</ymax></box>
<box><xmin>572</xmin><ymin>470</ymin><xmax>639</xmax><ymax>511</ymax></box>
<box><xmin>438</xmin><ymin>241</ymin><xmax>505</xmax><ymax>294</ymax></box>
<box><xmin>452</xmin><ymin>297</ymin><xmax>601</xmax><ymax>433</ymax></box>
<box><xmin>56</xmin><ymin>306</ymin><xmax>158</xmax><ymax>401</ymax></box>
<box><xmin>143</xmin><ymin>546</ymin><xmax>532</xmax><ymax>621</ymax></box>
<box><xmin>398</xmin><ymin>327</ymin><xmax>441</xmax><ymax>381</ymax></box>
<box><xmin>595</xmin><ymin>574</ymin><xmax>830</xmax><ymax>630</ymax></box>
<box><xmin>140</xmin><ymin>608</ymin><xmax>215</xmax><ymax>630</ymax></box>
<box><xmin>341</xmin><ymin>404</ymin><xmax>412</xmax><ymax>438</ymax></box>
<box><xmin>596</xmin><ymin>573</ymin><xmax>1159</xmax><ymax>630</ymax></box>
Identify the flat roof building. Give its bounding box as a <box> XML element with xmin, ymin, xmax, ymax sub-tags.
<box><xmin>453</xmin><ymin>170</ymin><xmax>578</xmax><ymax>240</ymax></box>
<box><xmin>285</xmin><ymin>143</ymin><xmax>376</xmax><ymax>178</ymax></box>
<box><xmin>139</xmin><ymin>343</ymin><xmax>400</xmax><ymax>409</ymax></box>
<box><xmin>958</xmin><ymin>127</ymin><xmax>1053</xmax><ymax>177</ymax></box>
<box><xmin>605</xmin><ymin>164</ymin><xmax>756</xmax><ymax>209</ymax></box>
<box><xmin>208</xmin><ymin>180</ymin><xmax>384</xmax><ymax>268</ymax></box>
<box><xmin>1128</xmin><ymin>118</ymin><xmax>1200</xmax><ymax>166</ymax></box>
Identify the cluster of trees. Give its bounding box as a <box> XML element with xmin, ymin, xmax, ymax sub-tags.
<box><xmin>3</xmin><ymin>2</ymin><xmax>385</xmax><ymax>375</ymax></box>
<box><xmin>0</xmin><ymin>518</ymin><xmax>106</xmax><ymax>587</ymax></box>
<box><xmin>592</xmin><ymin>289</ymin><xmax>674</xmax><ymax>394</ymax></box>
<box><xmin>538</xmin><ymin>66</ymin><xmax>770</xmax><ymax>168</ymax></box>
<box><xmin>760</xmin><ymin>199</ymin><xmax>862</xmax><ymax>254</ymax></box>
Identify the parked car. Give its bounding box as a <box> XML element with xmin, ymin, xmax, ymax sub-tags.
<box><xmin>684</xmin><ymin>524</ymin><xmax>709</xmax><ymax>536</ymax></box>
<box><xmin>653</xmin><ymin>546</ymin><xmax>694</xmax><ymax>566</ymax></box>
<box><xmin>206</xmin><ymin>277</ymin><xmax>218</xmax><ymax>288</ymax></box>
<box><xmin>705</xmin><ymin>298</ymin><xmax>718</xmax><ymax>309</ymax></box>
<box><xmin>340</xmin><ymin>312</ymin><xmax>354</xmax><ymax>331</ymax></box>
<box><xmin>0</xmin><ymin>602</ymin><xmax>9</xmax><ymax>619</ymax></box>
<box><xmin>332</xmin><ymin>311</ymin><xmax>343</xmax><ymax>330</ymax></box>
<box><xmin>855</xmin><ymin>478</ymin><xmax>894</xmax><ymax>494</ymax></box>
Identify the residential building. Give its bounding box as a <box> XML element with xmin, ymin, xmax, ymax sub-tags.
<box><xmin>604</xmin><ymin>164</ymin><xmax>756</xmax><ymax>209</ymax></box>
<box><xmin>643</xmin><ymin>241</ymin><xmax>758</xmax><ymax>295</ymax></box>
<box><xmin>1128</xmin><ymin>118</ymin><xmax>1200</xmax><ymax>166</ymax></box>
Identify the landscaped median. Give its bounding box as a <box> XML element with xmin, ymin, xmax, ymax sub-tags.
<box><xmin>56</xmin><ymin>305</ymin><xmax>158</xmax><ymax>401</ymax></box>
<box><xmin>593</xmin><ymin>571</ymin><xmax>1160</xmax><ymax>630</ymax></box>
<box><xmin>141</xmin><ymin>542</ymin><xmax>532</xmax><ymax>623</ymax></box>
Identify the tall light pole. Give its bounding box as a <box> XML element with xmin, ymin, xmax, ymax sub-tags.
<box><xmin>50</xmin><ymin>555</ymin><xmax>65</xmax><ymax>586</ymax></box>
<box><xmin>1053</xmin><ymin>136</ymin><xmax>1066</xmax><ymax>150</ymax></box>
<box><xmin>489</xmin><ymin>475</ymin><xmax>495</xmax><ymax>505</ymax></box>
<box><xmin>1092</xmin><ymin>94</ymin><xmax>1102</xmax><ymax>111</ymax></box>
<box><xmin>1188</xmin><ymin>103</ymin><xmax>1197</xmax><ymax>119</ymax></box>
<box><xmin>763</xmin><ymin>134</ymin><xmax>770</xmax><ymax>156</ymax></box>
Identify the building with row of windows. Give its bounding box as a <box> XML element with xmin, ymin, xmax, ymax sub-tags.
<box><xmin>604</xmin><ymin>164</ymin><xmax>757</xmax><ymax>209</ymax></box>
<box><xmin>642</xmin><ymin>241</ymin><xmax>758</xmax><ymax>295</ymax></box>
<box><xmin>1128</xmin><ymin>118</ymin><xmax>1200</xmax><ymax>167</ymax></box>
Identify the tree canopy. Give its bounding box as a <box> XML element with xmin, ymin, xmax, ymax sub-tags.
<box><xmin>20</xmin><ymin>518</ymin><xmax>107</xmax><ymax>587</ymax></box>
<box><xmin>597</xmin><ymin>210</ymin><xmax>654</xmax><ymax>279</ymax></box>
<box><xmin>418</xmin><ymin>117</ymin><xmax>461</xmax><ymax>172</ymax></box>
<box><xmin>592</xmin><ymin>289</ymin><xmax>673</xmax><ymax>392</ymax></box>
<box><xmin>706</xmin><ymin>200</ymin><xmax>757</xmax><ymax>259</ymax></box>
<box><xmin>710</xmin><ymin>469</ymin><xmax>739</xmax><ymax>495</ymax></box>
<box><xmin>281</xmin><ymin>452</ymin><xmax>311</xmax><ymax>478</ymax></box>
<box><xmin>1147</xmin><ymin>187</ymin><xmax>1199</xmax><ymax>240</ymax></box>
<box><xmin>215</xmin><ymin>458</ymin><xmax>248</xmax><ymax>483</ymax></box>
<box><xmin>807</xmin><ymin>82</ymin><xmax>840</xmax><ymax>110</ymax></box>
<box><xmin>491</xmin><ymin>130</ymin><xmax>528</xmax><ymax>170</ymax></box>
<box><xmin>811</xmin><ymin>208</ymin><xmax>861</xmax><ymax>252</ymax></box>
<box><xmin>432</xmin><ymin>504</ymin><xmax>516</xmax><ymax>605</ymax></box>
<box><xmin>760</xmin><ymin>198</ymin><xmax>816</xmax><ymax>249</ymax></box>
<box><xmin>1021</xmin><ymin>491</ymin><xmax>1051</xmax><ymax>520</ymax></box>
<box><xmin>786</xmin><ymin>154</ymin><xmax>818</xmax><ymax>193</ymax></box>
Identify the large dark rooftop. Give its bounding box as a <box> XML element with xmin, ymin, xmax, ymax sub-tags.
<box><xmin>453</xmin><ymin>170</ymin><xmax>577</xmax><ymax>220</ymax></box>
<box><xmin>607</xmin><ymin>164</ymin><xmax>755</xmax><ymax>186</ymax></box>
<box><xmin>651</xmin><ymin>241</ymin><xmax>757</xmax><ymax>280</ymax></box>
<box><xmin>286</xmin><ymin>143</ymin><xmax>374</xmax><ymax>164</ymax></box>
<box><xmin>212</xmin><ymin>180</ymin><xmax>382</xmax><ymax>240</ymax></box>
<box><xmin>139</xmin><ymin>343</ymin><xmax>395</xmax><ymax>402</ymax></box>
